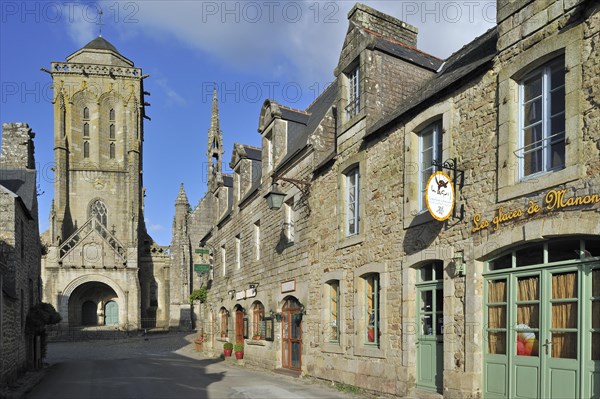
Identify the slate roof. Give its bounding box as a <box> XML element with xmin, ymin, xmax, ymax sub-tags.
<box><xmin>274</xmin><ymin>80</ymin><xmax>338</xmax><ymax>172</ymax></box>
<box><xmin>0</xmin><ymin>169</ymin><xmax>37</xmax><ymax>214</ymax></box>
<box><xmin>82</xmin><ymin>36</ymin><xmax>121</xmax><ymax>54</ymax></box>
<box><xmin>368</xmin><ymin>31</ymin><xmax>443</xmax><ymax>72</ymax></box>
<box><xmin>367</xmin><ymin>27</ymin><xmax>498</xmax><ymax>137</ymax></box>
<box><xmin>239</xmin><ymin>145</ymin><xmax>262</xmax><ymax>161</ymax></box>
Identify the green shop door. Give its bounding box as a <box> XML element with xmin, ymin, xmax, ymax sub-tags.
<box><xmin>416</xmin><ymin>261</ymin><xmax>444</xmax><ymax>393</ymax></box>
<box><xmin>105</xmin><ymin>300</ymin><xmax>118</xmax><ymax>325</ymax></box>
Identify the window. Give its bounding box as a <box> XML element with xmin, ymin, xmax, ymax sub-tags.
<box><xmin>109</xmin><ymin>143</ymin><xmax>115</xmax><ymax>159</ymax></box>
<box><xmin>83</xmin><ymin>107</ymin><xmax>89</xmax><ymax>120</ymax></box>
<box><xmin>265</xmin><ymin>131</ymin><xmax>273</xmax><ymax>171</ymax></box>
<box><xmin>252</xmin><ymin>302</ymin><xmax>265</xmax><ymax>339</ymax></box>
<box><xmin>109</xmin><ymin>108</ymin><xmax>115</xmax><ymax>121</ymax></box>
<box><xmin>345</xmin><ymin>167</ymin><xmax>359</xmax><ymax>237</ymax></box>
<box><xmin>83</xmin><ymin>141</ymin><xmax>90</xmax><ymax>158</ymax></box>
<box><xmin>90</xmin><ymin>200</ymin><xmax>108</xmax><ymax>226</ymax></box>
<box><xmin>221</xmin><ymin>244</ymin><xmax>226</xmax><ymax>276</ymax></box>
<box><xmin>220</xmin><ymin>308</ymin><xmax>229</xmax><ymax>339</ymax></box>
<box><xmin>328</xmin><ymin>281</ymin><xmax>340</xmax><ymax>342</ymax></box>
<box><xmin>518</xmin><ymin>56</ymin><xmax>565</xmax><ymax>177</ymax></box>
<box><xmin>109</xmin><ymin>124</ymin><xmax>115</xmax><ymax>140</ymax></box>
<box><xmin>83</xmin><ymin>122</ymin><xmax>89</xmax><ymax>137</ymax></box>
<box><xmin>235</xmin><ymin>235</ymin><xmax>241</xmax><ymax>269</ymax></box>
<box><xmin>284</xmin><ymin>199</ymin><xmax>295</xmax><ymax>243</ymax></box>
<box><xmin>346</xmin><ymin>66</ymin><xmax>360</xmax><ymax>120</ymax></box>
<box><xmin>365</xmin><ymin>274</ymin><xmax>380</xmax><ymax>346</ymax></box>
<box><xmin>419</xmin><ymin>121</ymin><xmax>442</xmax><ymax>210</ymax></box>
<box><xmin>254</xmin><ymin>221</ymin><xmax>260</xmax><ymax>260</ymax></box>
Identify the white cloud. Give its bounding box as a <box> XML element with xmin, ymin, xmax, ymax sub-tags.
<box><xmin>64</xmin><ymin>2</ymin><xmax>101</xmax><ymax>47</ymax></box>
<box><xmin>155</xmin><ymin>78</ymin><xmax>187</xmax><ymax>107</ymax></box>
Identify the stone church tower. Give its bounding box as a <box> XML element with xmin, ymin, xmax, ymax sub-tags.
<box><xmin>41</xmin><ymin>37</ymin><xmax>169</xmax><ymax>331</ymax></box>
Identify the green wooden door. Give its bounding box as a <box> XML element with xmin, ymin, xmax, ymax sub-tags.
<box><xmin>417</xmin><ymin>282</ymin><xmax>443</xmax><ymax>392</ymax></box>
<box><xmin>105</xmin><ymin>300</ymin><xmax>118</xmax><ymax>325</ymax></box>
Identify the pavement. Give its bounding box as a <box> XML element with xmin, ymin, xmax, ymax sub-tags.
<box><xmin>1</xmin><ymin>332</ymin><xmax>373</xmax><ymax>399</ymax></box>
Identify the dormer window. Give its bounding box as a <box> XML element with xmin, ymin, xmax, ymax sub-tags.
<box><xmin>346</xmin><ymin>66</ymin><xmax>360</xmax><ymax>120</ymax></box>
<box><xmin>265</xmin><ymin>131</ymin><xmax>273</xmax><ymax>172</ymax></box>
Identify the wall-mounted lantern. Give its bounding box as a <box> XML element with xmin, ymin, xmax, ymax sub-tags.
<box><xmin>264</xmin><ymin>182</ymin><xmax>286</xmax><ymax>210</ymax></box>
<box><xmin>453</xmin><ymin>252</ymin><xmax>465</xmax><ymax>277</ymax></box>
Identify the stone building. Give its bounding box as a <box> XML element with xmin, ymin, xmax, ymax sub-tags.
<box><xmin>176</xmin><ymin>1</ymin><xmax>600</xmax><ymax>398</ymax></box>
<box><xmin>41</xmin><ymin>37</ymin><xmax>170</xmax><ymax>332</ymax></box>
<box><xmin>0</xmin><ymin>123</ymin><xmax>42</xmax><ymax>384</ymax></box>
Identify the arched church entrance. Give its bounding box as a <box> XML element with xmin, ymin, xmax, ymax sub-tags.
<box><xmin>68</xmin><ymin>281</ymin><xmax>119</xmax><ymax>327</ymax></box>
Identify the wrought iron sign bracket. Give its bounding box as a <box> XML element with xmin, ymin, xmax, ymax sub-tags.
<box><xmin>432</xmin><ymin>158</ymin><xmax>465</xmax><ymax>221</ymax></box>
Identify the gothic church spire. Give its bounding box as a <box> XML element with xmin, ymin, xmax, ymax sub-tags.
<box><xmin>207</xmin><ymin>86</ymin><xmax>224</xmax><ymax>186</ymax></box>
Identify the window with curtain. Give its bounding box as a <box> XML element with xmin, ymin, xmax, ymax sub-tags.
<box><xmin>419</xmin><ymin>121</ymin><xmax>442</xmax><ymax>210</ymax></box>
<box><xmin>487</xmin><ymin>279</ymin><xmax>507</xmax><ymax>355</ymax></box>
<box><xmin>345</xmin><ymin>166</ymin><xmax>359</xmax><ymax>237</ymax></box>
<box><xmin>365</xmin><ymin>274</ymin><xmax>380</xmax><ymax>346</ymax></box>
<box><xmin>551</xmin><ymin>271</ymin><xmax>577</xmax><ymax>359</ymax></box>
<box><xmin>519</xmin><ymin>56</ymin><xmax>565</xmax><ymax>177</ymax></box>
<box><xmin>516</xmin><ymin>275</ymin><xmax>539</xmax><ymax>356</ymax></box>
<box><xmin>328</xmin><ymin>281</ymin><xmax>340</xmax><ymax>342</ymax></box>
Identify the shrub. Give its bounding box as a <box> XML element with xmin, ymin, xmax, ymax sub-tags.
<box><xmin>223</xmin><ymin>342</ymin><xmax>233</xmax><ymax>350</ymax></box>
<box><xmin>233</xmin><ymin>343</ymin><xmax>244</xmax><ymax>353</ymax></box>
<box><xmin>26</xmin><ymin>302</ymin><xmax>62</xmax><ymax>333</ymax></box>
<box><xmin>189</xmin><ymin>287</ymin><xmax>207</xmax><ymax>304</ymax></box>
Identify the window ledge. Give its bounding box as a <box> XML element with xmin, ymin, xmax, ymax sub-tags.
<box><xmin>337</xmin><ymin>234</ymin><xmax>363</xmax><ymax>250</ymax></box>
<box><xmin>353</xmin><ymin>345</ymin><xmax>385</xmax><ymax>358</ymax></box>
<box><xmin>246</xmin><ymin>339</ymin><xmax>266</xmax><ymax>346</ymax></box>
<box><xmin>498</xmin><ymin>165</ymin><xmax>580</xmax><ymax>202</ymax></box>
<box><xmin>321</xmin><ymin>342</ymin><xmax>344</xmax><ymax>354</ymax></box>
<box><xmin>339</xmin><ymin>112</ymin><xmax>366</xmax><ymax>136</ymax></box>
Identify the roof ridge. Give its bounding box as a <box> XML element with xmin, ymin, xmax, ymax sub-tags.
<box><xmin>363</xmin><ymin>27</ymin><xmax>444</xmax><ymax>62</ymax></box>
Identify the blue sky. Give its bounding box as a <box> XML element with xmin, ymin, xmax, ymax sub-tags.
<box><xmin>1</xmin><ymin>1</ymin><xmax>496</xmax><ymax>245</ymax></box>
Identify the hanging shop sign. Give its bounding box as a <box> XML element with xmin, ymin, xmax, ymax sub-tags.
<box><xmin>425</xmin><ymin>171</ymin><xmax>455</xmax><ymax>221</ymax></box>
<box><xmin>472</xmin><ymin>189</ymin><xmax>600</xmax><ymax>233</ymax></box>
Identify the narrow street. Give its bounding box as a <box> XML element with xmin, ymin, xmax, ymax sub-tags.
<box><xmin>25</xmin><ymin>333</ymin><xmax>364</xmax><ymax>399</ymax></box>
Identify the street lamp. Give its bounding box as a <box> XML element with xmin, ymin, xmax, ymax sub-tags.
<box><xmin>264</xmin><ymin>182</ymin><xmax>286</xmax><ymax>210</ymax></box>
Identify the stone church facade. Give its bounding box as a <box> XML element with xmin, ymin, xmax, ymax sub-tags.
<box><xmin>41</xmin><ymin>38</ymin><xmax>170</xmax><ymax>332</ymax></box>
<box><xmin>174</xmin><ymin>1</ymin><xmax>600</xmax><ymax>398</ymax></box>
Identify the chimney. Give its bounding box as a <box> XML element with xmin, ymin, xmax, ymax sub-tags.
<box><xmin>1</xmin><ymin>123</ymin><xmax>36</xmax><ymax>170</ymax></box>
<box><xmin>348</xmin><ymin>3</ymin><xmax>418</xmax><ymax>47</ymax></box>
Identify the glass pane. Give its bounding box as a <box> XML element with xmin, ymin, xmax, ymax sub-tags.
<box><xmin>593</xmin><ymin>332</ymin><xmax>600</xmax><ymax>361</ymax></box>
<box><xmin>524</xmin><ymin>99</ymin><xmax>542</xmax><ymax>125</ymax></box>
<box><xmin>422</xmin><ymin>130</ymin><xmax>433</xmax><ymax>150</ymax></box>
<box><xmin>488</xmin><ymin>280</ymin><xmax>507</xmax><ymax>303</ymax></box>
<box><xmin>552</xmin><ymin>302</ymin><xmax>577</xmax><ymax>328</ymax></box>
<box><xmin>421</xmin><ymin>315</ymin><xmax>433</xmax><ymax>335</ymax></box>
<box><xmin>550</xmin><ymin>86</ymin><xmax>565</xmax><ymax>115</ymax></box>
<box><xmin>593</xmin><ymin>269</ymin><xmax>600</xmax><ymax>296</ymax></box>
<box><xmin>420</xmin><ymin>265</ymin><xmax>433</xmax><ymax>282</ymax></box>
<box><xmin>516</xmin><ymin>245</ymin><xmax>544</xmax><ymax>267</ymax></box>
<box><xmin>517</xmin><ymin>276</ymin><xmax>539</xmax><ymax>301</ymax></box>
<box><xmin>523</xmin><ymin>75</ymin><xmax>542</xmax><ymax>101</ymax></box>
<box><xmin>488</xmin><ymin>332</ymin><xmax>506</xmax><ymax>355</ymax></box>
<box><xmin>548</xmin><ymin>240</ymin><xmax>579</xmax><ymax>263</ymax></box>
<box><xmin>421</xmin><ymin>290</ymin><xmax>432</xmax><ymax>311</ymax></box>
<box><xmin>488</xmin><ymin>306</ymin><xmax>506</xmax><ymax>329</ymax></box>
<box><xmin>586</xmin><ymin>241</ymin><xmax>600</xmax><ymax>258</ymax></box>
<box><xmin>552</xmin><ymin>332</ymin><xmax>577</xmax><ymax>359</ymax></box>
<box><xmin>552</xmin><ymin>272</ymin><xmax>577</xmax><ymax>299</ymax></box>
<box><xmin>593</xmin><ymin>302</ymin><xmax>600</xmax><ymax>329</ymax></box>
<box><xmin>550</xmin><ymin>61</ymin><xmax>565</xmax><ymax>88</ymax></box>
<box><xmin>516</xmin><ymin>331</ymin><xmax>538</xmax><ymax>356</ymax></box>
<box><xmin>434</xmin><ymin>262</ymin><xmax>443</xmax><ymax>280</ymax></box>
<box><xmin>517</xmin><ymin>304</ymin><xmax>539</xmax><ymax>328</ymax></box>
<box><xmin>435</xmin><ymin>315</ymin><xmax>443</xmax><ymax>336</ymax></box>
<box><xmin>524</xmin><ymin>147</ymin><xmax>542</xmax><ymax>176</ymax></box>
<box><xmin>550</xmin><ymin>141</ymin><xmax>565</xmax><ymax>170</ymax></box>
<box><xmin>550</xmin><ymin>115</ymin><xmax>565</xmax><ymax>136</ymax></box>
<box><xmin>436</xmin><ymin>289</ymin><xmax>443</xmax><ymax>312</ymax></box>
<box><xmin>489</xmin><ymin>255</ymin><xmax>512</xmax><ymax>271</ymax></box>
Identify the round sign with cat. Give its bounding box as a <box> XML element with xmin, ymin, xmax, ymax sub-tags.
<box><xmin>425</xmin><ymin>171</ymin><xmax>454</xmax><ymax>221</ymax></box>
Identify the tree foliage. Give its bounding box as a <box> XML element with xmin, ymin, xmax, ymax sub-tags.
<box><xmin>189</xmin><ymin>287</ymin><xmax>208</xmax><ymax>304</ymax></box>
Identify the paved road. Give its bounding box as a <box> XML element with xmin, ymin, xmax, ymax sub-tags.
<box><xmin>25</xmin><ymin>333</ymin><xmax>363</xmax><ymax>399</ymax></box>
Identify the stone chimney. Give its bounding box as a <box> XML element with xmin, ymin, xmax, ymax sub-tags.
<box><xmin>0</xmin><ymin>123</ymin><xmax>35</xmax><ymax>169</ymax></box>
<box><xmin>348</xmin><ymin>3</ymin><xmax>418</xmax><ymax>47</ymax></box>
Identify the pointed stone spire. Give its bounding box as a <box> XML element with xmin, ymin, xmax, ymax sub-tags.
<box><xmin>175</xmin><ymin>183</ymin><xmax>189</xmax><ymax>206</ymax></box>
<box><xmin>207</xmin><ymin>85</ymin><xmax>224</xmax><ymax>186</ymax></box>
<box><xmin>210</xmin><ymin>85</ymin><xmax>220</xmax><ymax>133</ymax></box>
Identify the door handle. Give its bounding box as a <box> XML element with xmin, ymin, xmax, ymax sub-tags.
<box><xmin>542</xmin><ymin>338</ymin><xmax>552</xmax><ymax>355</ymax></box>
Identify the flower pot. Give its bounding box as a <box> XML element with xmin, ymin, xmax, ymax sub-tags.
<box><xmin>235</xmin><ymin>351</ymin><xmax>244</xmax><ymax>360</ymax></box>
<box><xmin>224</xmin><ymin>349</ymin><xmax>232</xmax><ymax>357</ymax></box>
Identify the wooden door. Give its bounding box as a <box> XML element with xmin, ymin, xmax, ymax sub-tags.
<box><xmin>282</xmin><ymin>298</ymin><xmax>302</xmax><ymax>370</ymax></box>
<box><xmin>235</xmin><ymin>309</ymin><xmax>244</xmax><ymax>344</ymax></box>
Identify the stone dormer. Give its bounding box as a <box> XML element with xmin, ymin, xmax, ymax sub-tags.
<box><xmin>230</xmin><ymin>144</ymin><xmax>262</xmax><ymax>206</ymax></box>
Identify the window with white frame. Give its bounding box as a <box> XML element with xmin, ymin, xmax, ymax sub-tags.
<box><xmin>221</xmin><ymin>244</ymin><xmax>226</xmax><ymax>276</ymax></box>
<box><xmin>284</xmin><ymin>199</ymin><xmax>295</xmax><ymax>243</ymax></box>
<box><xmin>235</xmin><ymin>235</ymin><xmax>241</xmax><ymax>270</ymax></box>
<box><xmin>345</xmin><ymin>166</ymin><xmax>359</xmax><ymax>237</ymax></box>
<box><xmin>518</xmin><ymin>56</ymin><xmax>565</xmax><ymax>178</ymax></box>
<box><xmin>328</xmin><ymin>280</ymin><xmax>340</xmax><ymax>342</ymax></box>
<box><xmin>265</xmin><ymin>131</ymin><xmax>273</xmax><ymax>172</ymax></box>
<box><xmin>346</xmin><ymin>66</ymin><xmax>360</xmax><ymax>120</ymax></box>
<box><xmin>254</xmin><ymin>221</ymin><xmax>260</xmax><ymax>260</ymax></box>
<box><xmin>365</xmin><ymin>273</ymin><xmax>380</xmax><ymax>346</ymax></box>
<box><xmin>419</xmin><ymin>121</ymin><xmax>443</xmax><ymax>210</ymax></box>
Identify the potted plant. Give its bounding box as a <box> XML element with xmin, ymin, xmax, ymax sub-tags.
<box><xmin>234</xmin><ymin>343</ymin><xmax>244</xmax><ymax>360</ymax></box>
<box><xmin>223</xmin><ymin>342</ymin><xmax>233</xmax><ymax>357</ymax></box>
